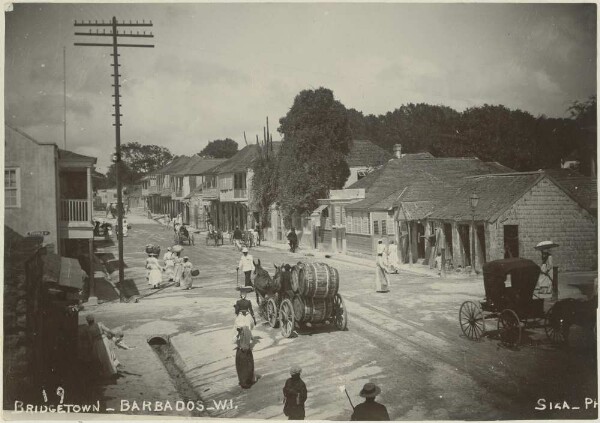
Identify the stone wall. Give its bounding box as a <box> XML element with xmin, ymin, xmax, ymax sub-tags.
<box><xmin>490</xmin><ymin>177</ymin><xmax>597</xmax><ymax>271</ymax></box>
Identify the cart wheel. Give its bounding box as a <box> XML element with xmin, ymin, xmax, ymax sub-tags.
<box><xmin>333</xmin><ymin>294</ymin><xmax>348</xmax><ymax>331</ymax></box>
<box><xmin>498</xmin><ymin>309</ymin><xmax>521</xmax><ymax>347</ymax></box>
<box><xmin>544</xmin><ymin>304</ymin><xmax>566</xmax><ymax>344</ymax></box>
<box><xmin>280</xmin><ymin>299</ymin><xmax>295</xmax><ymax>338</ymax></box>
<box><xmin>459</xmin><ymin>301</ymin><xmax>485</xmax><ymax>340</ymax></box>
<box><xmin>267</xmin><ymin>298</ymin><xmax>279</xmax><ymax>328</ymax></box>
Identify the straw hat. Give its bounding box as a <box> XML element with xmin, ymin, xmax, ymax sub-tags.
<box><xmin>242</xmin><ymin>247</ymin><xmax>249</xmax><ymax>253</ymax></box>
<box><xmin>290</xmin><ymin>365</ymin><xmax>302</xmax><ymax>375</ymax></box>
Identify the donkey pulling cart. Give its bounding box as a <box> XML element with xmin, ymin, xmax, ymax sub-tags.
<box><xmin>459</xmin><ymin>258</ymin><xmax>597</xmax><ymax>347</ymax></box>
<box><xmin>254</xmin><ymin>261</ymin><xmax>348</xmax><ymax>338</ymax></box>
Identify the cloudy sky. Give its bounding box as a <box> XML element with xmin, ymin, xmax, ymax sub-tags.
<box><xmin>4</xmin><ymin>2</ymin><xmax>596</xmax><ymax>172</ymax></box>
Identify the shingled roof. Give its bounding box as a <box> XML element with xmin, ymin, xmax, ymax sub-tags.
<box><xmin>208</xmin><ymin>142</ymin><xmax>282</xmax><ymax>174</ymax></box>
<box><xmin>346</xmin><ymin>140</ymin><xmax>393</xmax><ymax>167</ymax></box>
<box><xmin>346</xmin><ymin>157</ymin><xmax>510</xmax><ymax>211</ymax></box>
<box><xmin>544</xmin><ymin>168</ymin><xmax>597</xmax><ymax>212</ymax></box>
<box><xmin>429</xmin><ymin>173</ymin><xmax>543</xmax><ymax>221</ymax></box>
<box><xmin>153</xmin><ymin>156</ymin><xmax>193</xmax><ymax>175</ymax></box>
<box><xmin>171</xmin><ymin>156</ymin><xmax>226</xmax><ymax>176</ymax></box>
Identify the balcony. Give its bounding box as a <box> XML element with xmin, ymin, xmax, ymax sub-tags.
<box><xmin>174</xmin><ymin>188</ymin><xmax>183</xmax><ymax>198</ymax></box>
<box><xmin>60</xmin><ymin>199</ymin><xmax>89</xmax><ymax>222</ymax></box>
<box><xmin>161</xmin><ymin>187</ymin><xmax>172</xmax><ymax>196</ymax></box>
<box><xmin>59</xmin><ymin>199</ymin><xmax>93</xmax><ymax>239</ymax></box>
<box><xmin>201</xmin><ymin>188</ymin><xmax>219</xmax><ymax>200</ymax></box>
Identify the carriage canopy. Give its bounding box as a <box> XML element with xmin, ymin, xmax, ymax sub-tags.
<box><xmin>482</xmin><ymin>258</ymin><xmax>541</xmax><ymax>310</ymax></box>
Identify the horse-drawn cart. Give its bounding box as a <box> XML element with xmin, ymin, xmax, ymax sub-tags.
<box><xmin>174</xmin><ymin>226</ymin><xmax>194</xmax><ymax>245</ymax></box>
<box><xmin>255</xmin><ymin>261</ymin><xmax>348</xmax><ymax>338</ymax></box>
<box><xmin>206</xmin><ymin>230</ymin><xmax>224</xmax><ymax>246</ymax></box>
<box><xmin>459</xmin><ymin>258</ymin><xmax>560</xmax><ymax>347</ymax></box>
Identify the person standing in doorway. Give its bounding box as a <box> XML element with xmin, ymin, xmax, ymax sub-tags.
<box><xmin>283</xmin><ymin>365</ymin><xmax>307</xmax><ymax>420</ymax></box>
<box><xmin>374</xmin><ymin>240</ymin><xmax>390</xmax><ymax>293</ymax></box>
<box><xmin>237</xmin><ymin>247</ymin><xmax>255</xmax><ymax>287</ymax></box>
<box><xmin>351</xmin><ymin>383</ymin><xmax>390</xmax><ymax>421</ymax></box>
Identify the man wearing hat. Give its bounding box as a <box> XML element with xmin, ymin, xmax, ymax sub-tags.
<box><xmin>351</xmin><ymin>383</ymin><xmax>390</xmax><ymax>421</ymax></box>
<box><xmin>283</xmin><ymin>365</ymin><xmax>307</xmax><ymax>420</ymax></box>
<box><xmin>234</xmin><ymin>288</ymin><xmax>256</xmax><ymax>325</ymax></box>
<box><xmin>237</xmin><ymin>247</ymin><xmax>255</xmax><ymax>287</ymax></box>
<box><xmin>233</xmin><ymin>226</ymin><xmax>244</xmax><ymax>251</ymax></box>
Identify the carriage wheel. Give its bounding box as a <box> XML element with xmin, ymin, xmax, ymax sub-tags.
<box><xmin>267</xmin><ymin>298</ymin><xmax>279</xmax><ymax>328</ymax></box>
<box><xmin>497</xmin><ymin>309</ymin><xmax>521</xmax><ymax>347</ymax></box>
<box><xmin>333</xmin><ymin>294</ymin><xmax>348</xmax><ymax>331</ymax></box>
<box><xmin>280</xmin><ymin>299</ymin><xmax>295</xmax><ymax>338</ymax></box>
<box><xmin>544</xmin><ymin>304</ymin><xmax>566</xmax><ymax>344</ymax></box>
<box><xmin>459</xmin><ymin>301</ymin><xmax>485</xmax><ymax>340</ymax></box>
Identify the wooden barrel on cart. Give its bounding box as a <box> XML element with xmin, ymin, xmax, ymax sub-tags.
<box><xmin>297</xmin><ymin>262</ymin><xmax>339</xmax><ymax>298</ymax></box>
<box><xmin>292</xmin><ymin>296</ymin><xmax>334</xmax><ymax>323</ymax></box>
<box><xmin>291</xmin><ymin>265</ymin><xmax>301</xmax><ymax>293</ymax></box>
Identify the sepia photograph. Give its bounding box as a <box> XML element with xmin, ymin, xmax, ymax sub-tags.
<box><xmin>3</xmin><ymin>2</ymin><xmax>597</xmax><ymax>420</ymax></box>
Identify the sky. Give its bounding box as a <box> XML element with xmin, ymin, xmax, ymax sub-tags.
<box><xmin>4</xmin><ymin>2</ymin><xmax>597</xmax><ymax>172</ymax></box>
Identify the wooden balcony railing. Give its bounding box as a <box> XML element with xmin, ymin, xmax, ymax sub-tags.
<box><xmin>60</xmin><ymin>199</ymin><xmax>90</xmax><ymax>222</ymax></box>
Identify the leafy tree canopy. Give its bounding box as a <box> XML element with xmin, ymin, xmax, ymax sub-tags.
<box><xmin>199</xmin><ymin>138</ymin><xmax>239</xmax><ymax>158</ymax></box>
<box><xmin>277</xmin><ymin>87</ymin><xmax>351</xmax><ymax>218</ymax></box>
<box><xmin>105</xmin><ymin>142</ymin><xmax>173</xmax><ymax>187</ymax></box>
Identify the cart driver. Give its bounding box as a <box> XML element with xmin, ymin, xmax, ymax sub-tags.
<box><xmin>180</xmin><ymin>224</ymin><xmax>189</xmax><ymax>239</ymax></box>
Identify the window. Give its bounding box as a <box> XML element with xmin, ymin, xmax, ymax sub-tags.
<box><xmin>5</xmin><ymin>168</ymin><xmax>20</xmax><ymax>208</ymax></box>
<box><xmin>381</xmin><ymin>220</ymin><xmax>387</xmax><ymax>235</ymax></box>
<box><xmin>373</xmin><ymin>220</ymin><xmax>379</xmax><ymax>235</ymax></box>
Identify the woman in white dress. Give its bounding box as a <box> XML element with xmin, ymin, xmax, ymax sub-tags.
<box><xmin>146</xmin><ymin>254</ymin><xmax>162</xmax><ymax>289</ymax></box>
<box><xmin>374</xmin><ymin>239</ymin><xmax>390</xmax><ymax>293</ymax></box>
<box><xmin>173</xmin><ymin>251</ymin><xmax>184</xmax><ymax>287</ymax></box>
<box><xmin>536</xmin><ymin>251</ymin><xmax>553</xmax><ymax>294</ymax></box>
<box><xmin>181</xmin><ymin>256</ymin><xmax>193</xmax><ymax>290</ymax></box>
<box><xmin>163</xmin><ymin>247</ymin><xmax>175</xmax><ymax>281</ymax></box>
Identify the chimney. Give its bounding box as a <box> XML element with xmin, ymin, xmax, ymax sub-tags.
<box><xmin>393</xmin><ymin>144</ymin><xmax>402</xmax><ymax>159</ymax></box>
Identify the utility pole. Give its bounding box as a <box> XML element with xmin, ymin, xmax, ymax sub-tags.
<box><xmin>74</xmin><ymin>17</ymin><xmax>154</xmax><ymax>303</ymax></box>
<box><xmin>63</xmin><ymin>46</ymin><xmax>67</xmax><ymax>149</ymax></box>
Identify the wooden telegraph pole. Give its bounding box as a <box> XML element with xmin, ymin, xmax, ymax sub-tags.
<box><xmin>74</xmin><ymin>17</ymin><xmax>154</xmax><ymax>302</ymax></box>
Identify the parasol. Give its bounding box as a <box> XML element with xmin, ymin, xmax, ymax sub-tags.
<box><xmin>535</xmin><ymin>241</ymin><xmax>559</xmax><ymax>251</ymax></box>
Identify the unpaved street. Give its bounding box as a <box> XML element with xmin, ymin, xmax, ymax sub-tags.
<box><xmin>86</xmin><ymin>215</ymin><xmax>597</xmax><ymax>420</ymax></box>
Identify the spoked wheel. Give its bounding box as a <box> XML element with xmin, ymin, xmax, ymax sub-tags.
<box><xmin>544</xmin><ymin>304</ymin><xmax>566</xmax><ymax>344</ymax></box>
<box><xmin>333</xmin><ymin>294</ymin><xmax>348</xmax><ymax>331</ymax></box>
<box><xmin>497</xmin><ymin>309</ymin><xmax>521</xmax><ymax>347</ymax></box>
<box><xmin>266</xmin><ymin>298</ymin><xmax>279</xmax><ymax>328</ymax></box>
<box><xmin>459</xmin><ymin>301</ymin><xmax>486</xmax><ymax>340</ymax></box>
<box><xmin>280</xmin><ymin>299</ymin><xmax>295</xmax><ymax>338</ymax></box>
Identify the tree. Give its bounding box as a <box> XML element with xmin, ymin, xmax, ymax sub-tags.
<box><xmin>105</xmin><ymin>142</ymin><xmax>173</xmax><ymax>187</ymax></box>
<box><xmin>277</xmin><ymin>87</ymin><xmax>351</xmax><ymax>219</ymax></box>
<box><xmin>199</xmin><ymin>138</ymin><xmax>239</xmax><ymax>158</ymax></box>
<box><xmin>250</xmin><ymin>137</ymin><xmax>279</xmax><ymax>229</ymax></box>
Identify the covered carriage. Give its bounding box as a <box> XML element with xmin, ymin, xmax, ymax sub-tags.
<box><xmin>256</xmin><ymin>262</ymin><xmax>348</xmax><ymax>338</ymax></box>
<box><xmin>459</xmin><ymin>258</ymin><xmax>559</xmax><ymax>347</ymax></box>
<box><xmin>174</xmin><ymin>225</ymin><xmax>195</xmax><ymax>245</ymax></box>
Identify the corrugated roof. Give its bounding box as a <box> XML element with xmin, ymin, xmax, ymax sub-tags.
<box><xmin>171</xmin><ymin>156</ymin><xmax>226</xmax><ymax>176</ymax></box>
<box><xmin>429</xmin><ymin>173</ymin><xmax>542</xmax><ymax>221</ymax></box>
<box><xmin>346</xmin><ymin>157</ymin><xmax>510</xmax><ymax>211</ymax></box>
<box><xmin>346</xmin><ymin>140</ymin><xmax>393</xmax><ymax>167</ymax></box>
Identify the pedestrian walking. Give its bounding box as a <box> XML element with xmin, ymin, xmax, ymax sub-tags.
<box><xmin>283</xmin><ymin>365</ymin><xmax>307</xmax><ymax>420</ymax></box>
<box><xmin>233</xmin><ymin>226</ymin><xmax>243</xmax><ymax>251</ymax></box>
<box><xmin>163</xmin><ymin>247</ymin><xmax>175</xmax><ymax>281</ymax></box>
<box><xmin>106</xmin><ymin>202</ymin><xmax>112</xmax><ymax>218</ymax></box>
<box><xmin>146</xmin><ymin>254</ymin><xmax>162</xmax><ymax>289</ymax></box>
<box><xmin>350</xmin><ymin>383</ymin><xmax>390</xmax><ymax>421</ymax></box>
<box><xmin>234</xmin><ymin>288</ymin><xmax>256</xmax><ymax>325</ymax></box>
<box><xmin>237</xmin><ymin>247</ymin><xmax>255</xmax><ymax>287</ymax></box>
<box><xmin>536</xmin><ymin>250</ymin><xmax>553</xmax><ymax>294</ymax></box>
<box><xmin>374</xmin><ymin>240</ymin><xmax>390</xmax><ymax>293</ymax></box>
<box><xmin>233</xmin><ymin>300</ymin><xmax>255</xmax><ymax>389</ymax></box>
<box><xmin>173</xmin><ymin>250</ymin><xmax>184</xmax><ymax>287</ymax></box>
<box><xmin>181</xmin><ymin>256</ymin><xmax>193</xmax><ymax>290</ymax></box>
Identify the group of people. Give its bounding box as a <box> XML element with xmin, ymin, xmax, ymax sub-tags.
<box><xmin>232</xmin><ymin>225</ymin><xmax>261</xmax><ymax>251</ymax></box>
<box><xmin>145</xmin><ymin>247</ymin><xmax>194</xmax><ymax>290</ymax></box>
<box><xmin>230</xmin><ymin>286</ymin><xmax>388</xmax><ymax>420</ymax></box>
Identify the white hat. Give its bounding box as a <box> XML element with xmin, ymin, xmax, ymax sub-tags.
<box><xmin>242</xmin><ymin>247</ymin><xmax>249</xmax><ymax>253</ymax></box>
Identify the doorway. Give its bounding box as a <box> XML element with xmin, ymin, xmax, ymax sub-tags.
<box><xmin>458</xmin><ymin>224</ymin><xmax>471</xmax><ymax>267</ymax></box>
<box><xmin>504</xmin><ymin>225</ymin><xmax>519</xmax><ymax>258</ymax></box>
